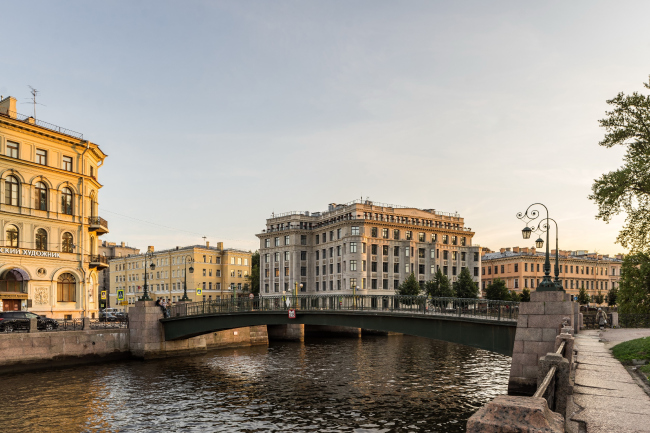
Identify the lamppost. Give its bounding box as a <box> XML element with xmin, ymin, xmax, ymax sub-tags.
<box><xmin>293</xmin><ymin>281</ymin><xmax>303</xmax><ymax>308</ymax></box>
<box><xmin>139</xmin><ymin>250</ymin><xmax>156</xmax><ymax>301</ymax></box>
<box><xmin>181</xmin><ymin>255</ymin><xmax>194</xmax><ymax>301</ymax></box>
<box><xmin>517</xmin><ymin>203</ymin><xmax>564</xmax><ymax>292</ymax></box>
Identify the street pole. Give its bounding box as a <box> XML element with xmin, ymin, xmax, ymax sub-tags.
<box><xmin>139</xmin><ymin>251</ymin><xmax>154</xmax><ymax>301</ymax></box>
<box><xmin>181</xmin><ymin>255</ymin><xmax>193</xmax><ymax>301</ymax></box>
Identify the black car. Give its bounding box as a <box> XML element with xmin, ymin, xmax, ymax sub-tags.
<box><xmin>114</xmin><ymin>312</ymin><xmax>128</xmax><ymax>322</ymax></box>
<box><xmin>99</xmin><ymin>312</ymin><xmax>118</xmax><ymax>322</ymax></box>
<box><xmin>0</xmin><ymin>311</ymin><xmax>59</xmax><ymax>332</ymax></box>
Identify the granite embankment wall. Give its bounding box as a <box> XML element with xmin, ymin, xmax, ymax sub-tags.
<box><xmin>0</xmin><ymin>324</ymin><xmax>269</xmax><ymax>373</ymax></box>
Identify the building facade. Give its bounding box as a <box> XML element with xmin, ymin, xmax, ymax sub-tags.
<box><xmin>98</xmin><ymin>241</ymin><xmax>140</xmax><ymax>310</ymax></box>
<box><xmin>481</xmin><ymin>247</ymin><xmax>623</xmax><ymax>302</ymax></box>
<box><xmin>107</xmin><ymin>242</ymin><xmax>252</xmax><ymax>312</ymax></box>
<box><xmin>256</xmin><ymin>200</ymin><xmax>481</xmax><ymax>296</ymax></box>
<box><xmin>0</xmin><ymin>96</ymin><xmax>108</xmax><ymax>319</ymax></box>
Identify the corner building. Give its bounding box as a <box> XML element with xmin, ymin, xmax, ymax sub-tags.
<box><xmin>0</xmin><ymin>96</ymin><xmax>108</xmax><ymax>318</ymax></box>
<box><xmin>108</xmin><ymin>242</ymin><xmax>252</xmax><ymax>312</ymax></box>
<box><xmin>257</xmin><ymin>200</ymin><xmax>481</xmax><ymax>296</ymax></box>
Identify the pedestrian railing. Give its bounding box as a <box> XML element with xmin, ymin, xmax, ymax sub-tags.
<box><xmin>167</xmin><ymin>295</ymin><xmax>518</xmax><ymax>322</ymax></box>
<box><xmin>619</xmin><ymin>314</ymin><xmax>650</xmax><ymax>328</ymax></box>
<box><xmin>88</xmin><ymin>319</ymin><xmax>129</xmax><ymax>329</ymax></box>
<box><xmin>534</xmin><ymin>340</ymin><xmax>566</xmax><ymax>412</ymax></box>
<box><xmin>582</xmin><ymin>313</ymin><xmax>614</xmax><ymax>329</ymax></box>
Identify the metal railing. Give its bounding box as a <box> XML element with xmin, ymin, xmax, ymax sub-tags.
<box><xmin>533</xmin><ymin>340</ymin><xmax>566</xmax><ymax>411</ymax></box>
<box><xmin>1</xmin><ymin>110</ymin><xmax>83</xmax><ymax>139</ymax></box>
<box><xmin>167</xmin><ymin>295</ymin><xmax>518</xmax><ymax>322</ymax></box>
<box><xmin>88</xmin><ymin>255</ymin><xmax>109</xmax><ymax>265</ymax></box>
<box><xmin>88</xmin><ymin>216</ymin><xmax>109</xmax><ymax>229</ymax></box>
<box><xmin>582</xmin><ymin>313</ymin><xmax>614</xmax><ymax>329</ymax></box>
<box><xmin>619</xmin><ymin>314</ymin><xmax>650</xmax><ymax>328</ymax></box>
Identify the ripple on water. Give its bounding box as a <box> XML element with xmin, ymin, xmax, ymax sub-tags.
<box><xmin>0</xmin><ymin>335</ymin><xmax>510</xmax><ymax>433</ymax></box>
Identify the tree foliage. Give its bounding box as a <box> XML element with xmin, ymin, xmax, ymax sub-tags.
<box><xmin>485</xmin><ymin>278</ymin><xmax>510</xmax><ymax>301</ymax></box>
<box><xmin>520</xmin><ymin>288</ymin><xmax>531</xmax><ymax>302</ymax></box>
<box><xmin>425</xmin><ymin>269</ymin><xmax>454</xmax><ymax>298</ymax></box>
<box><xmin>453</xmin><ymin>267</ymin><xmax>479</xmax><ymax>298</ymax></box>
<box><xmin>589</xmin><ymin>76</ymin><xmax>650</xmax><ymax>253</ymax></box>
<box><xmin>247</xmin><ymin>251</ymin><xmax>260</xmax><ymax>295</ymax></box>
<box><xmin>594</xmin><ymin>291</ymin><xmax>605</xmax><ymax>305</ymax></box>
<box><xmin>607</xmin><ymin>287</ymin><xmax>618</xmax><ymax>306</ymax></box>
<box><xmin>509</xmin><ymin>291</ymin><xmax>521</xmax><ymax>302</ymax></box>
<box><xmin>577</xmin><ymin>286</ymin><xmax>590</xmax><ymax>305</ymax></box>
<box><xmin>618</xmin><ymin>252</ymin><xmax>650</xmax><ymax>315</ymax></box>
<box><xmin>397</xmin><ymin>273</ymin><xmax>421</xmax><ymax>296</ymax></box>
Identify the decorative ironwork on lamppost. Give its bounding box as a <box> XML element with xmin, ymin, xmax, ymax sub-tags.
<box><xmin>517</xmin><ymin>203</ymin><xmax>564</xmax><ymax>292</ymax></box>
<box><xmin>181</xmin><ymin>255</ymin><xmax>194</xmax><ymax>301</ymax></box>
<box><xmin>139</xmin><ymin>250</ymin><xmax>156</xmax><ymax>301</ymax></box>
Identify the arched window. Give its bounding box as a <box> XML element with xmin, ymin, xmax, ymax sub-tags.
<box><xmin>5</xmin><ymin>225</ymin><xmax>18</xmax><ymax>247</ymax></box>
<box><xmin>5</xmin><ymin>176</ymin><xmax>19</xmax><ymax>206</ymax></box>
<box><xmin>57</xmin><ymin>273</ymin><xmax>76</xmax><ymax>302</ymax></box>
<box><xmin>35</xmin><ymin>228</ymin><xmax>47</xmax><ymax>251</ymax></box>
<box><xmin>61</xmin><ymin>187</ymin><xmax>73</xmax><ymax>215</ymax></box>
<box><xmin>62</xmin><ymin>232</ymin><xmax>74</xmax><ymax>253</ymax></box>
<box><xmin>35</xmin><ymin>182</ymin><xmax>47</xmax><ymax>211</ymax></box>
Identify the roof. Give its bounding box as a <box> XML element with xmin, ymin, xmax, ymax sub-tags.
<box><xmin>482</xmin><ymin>251</ymin><xmax>622</xmax><ymax>263</ymax></box>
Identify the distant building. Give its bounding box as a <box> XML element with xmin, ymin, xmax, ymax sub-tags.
<box><xmin>256</xmin><ymin>199</ymin><xmax>481</xmax><ymax>296</ymax></box>
<box><xmin>481</xmin><ymin>247</ymin><xmax>623</xmax><ymax>302</ymax></box>
<box><xmin>107</xmin><ymin>242</ymin><xmax>252</xmax><ymax>312</ymax></box>
<box><xmin>0</xmin><ymin>96</ymin><xmax>108</xmax><ymax>319</ymax></box>
<box><xmin>98</xmin><ymin>241</ymin><xmax>140</xmax><ymax>309</ymax></box>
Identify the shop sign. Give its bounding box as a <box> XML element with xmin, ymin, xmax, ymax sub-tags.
<box><xmin>0</xmin><ymin>248</ymin><xmax>61</xmax><ymax>258</ymax></box>
<box><xmin>0</xmin><ymin>293</ymin><xmax>28</xmax><ymax>300</ymax></box>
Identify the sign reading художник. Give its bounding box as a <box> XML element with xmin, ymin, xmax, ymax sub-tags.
<box><xmin>0</xmin><ymin>248</ymin><xmax>61</xmax><ymax>258</ymax></box>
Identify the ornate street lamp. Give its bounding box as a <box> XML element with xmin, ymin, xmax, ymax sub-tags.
<box><xmin>517</xmin><ymin>203</ymin><xmax>564</xmax><ymax>292</ymax></box>
<box><xmin>139</xmin><ymin>250</ymin><xmax>156</xmax><ymax>301</ymax></box>
<box><xmin>181</xmin><ymin>255</ymin><xmax>194</xmax><ymax>301</ymax></box>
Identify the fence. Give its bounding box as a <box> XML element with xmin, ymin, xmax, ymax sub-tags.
<box><xmin>619</xmin><ymin>314</ymin><xmax>650</xmax><ymax>328</ymax></box>
<box><xmin>167</xmin><ymin>295</ymin><xmax>519</xmax><ymax>322</ymax></box>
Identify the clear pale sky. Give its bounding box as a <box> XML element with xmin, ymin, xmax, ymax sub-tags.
<box><xmin>2</xmin><ymin>1</ymin><xmax>648</xmax><ymax>255</ymax></box>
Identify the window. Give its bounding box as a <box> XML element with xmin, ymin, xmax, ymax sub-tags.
<box><xmin>452</xmin><ymin>251</ymin><xmax>457</xmax><ymax>261</ymax></box>
<box><xmin>350</xmin><ymin>278</ymin><xmax>357</xmax><ymax>289</ymax></box>
<box><xmin>274</xmin><ymin>237</ymin><xmax>280</xmax><ymax>246</ymax></box>
<box><xmin>337</xmin><ymin>263</ymin><xmax>341</xmax><ymax>273</ymax></box>
<box><xmin>351</xmin><ymin>226</ymin><xmax>360</xmax><ymax>236</ymax></box>
<box><xmin>61</xmin><ymin>187</ymin><xmax>73</xmax><ymax>215</ymax></box>
<box><xmin>501</xmin><ymin>265</ymin><xmax>505</xmax><ymax>273</ymax></box>
<box><xmin>5</xmin><ymin>175</ymin><xmax>19</xmax><ymax>206</ymax></box>
<box><xmin>382</xmin><ymin>228</ymin><xmax>389</xmax><ymax>238</ymax></box>
<box><xmin>57</xmin><ymin>273</ymin><xmax>76</xmax><ymax>302</ymax></box>
<box><xmin>461</xmin><ymin>252</ymin><xmax>466</xmax><ymax>261</ymax></box>
<box><xmin>452</xmin><ymin>266</ymin><xmax>457</xmax><ymax>276</ymax></box>
<box><xmin>431</xmin><ymin>249</ymin><xmax>435</xmax><ymax>259</ymax></box>
<box><xmin>382</xmin><ymin>262</ymin><xmax>388</xmax><ymax>272</ymax></box>
<box><xmin>350</xmin><ymin>242</ymin><xmax>357</xmax><ymax>253</ymax></box>
<box><xmin>394</xmin><ymin>263</ymin><xmax>399</xmax><ymax>272</ymax></box>
<box><xmin>264</xmin><ymin>254</ymin><xmax>269</xmax><ymax>263</ymax></box>
<box><xmin>62</xmin><ymin>156</ymin><xmax>73</xmax><ymax>171</ymax></box>
<box><xmin>274</xmin><ymin>252</ymin><xmax>280</xmax><ymax>262</ymax></box>
<box><xmin>285</xmin><ymin>235</ymin><xmax>290</xmax><ymax>245</ymax></box>
<box><xmin>265</xmin><ymin>239</ymin><xmax>270</xmax><ymax>248</ymax></box>
<box><xmin>452</xmin><ymin>236</ymin><xmax>457</xmax><ymax>245</ymax></box>
<box><xmin>6</xmin><ymin>225</ymin><xmax>18</xmax><ymax>247</ymax></box>
<box><xmin>382</xmin><ymin>245</ymin><xmax>389</xmax><ymax>256</ymax></box>
<box><xmin>6</xmin><ymin>142</ymin><xmax>19</xmax><ymax>158</ymax></box>
<box><xmin>337</xmin><ymin>228</ymin><xmax>342</xmax><ymax>239</ymax></box>
<box><xmin>474</xmin><ymin>267</ymin><xmax>479</xmax><ymax>277</ymax></box>
<box><xmin>300</xmin><ymin>235</ymin><xmax>307</xmax><ymax>245</ymax></box>
<box><xmin>514</xmin><ymin>263</ymin><xmax>518</xmax><ymax>272</ymax></box>
<box><xmin>406</xmin><ymin>231</ymin><xmax>412</xmax><ymax>240</ymax></box>
<box><xmin>35</xmin><ymin>228</ymin><xmax>47</xmax><ymax>250</ymax></box>
<box><xmin>284</xmin><ymin>251</ymin><xmax>290</xmax><ymax>261</ymax></box>
<box><xmin>337</xmin><ymin>245</ymin><xmax>341</xmax><ymax>256</ymax></box>
<box><xmin>350</xmin><ymin>260</ymin><xmax>357</xmax><ymax>271</ymax></box>
<box><xmin>34</xmin><ymin>181</ymin><xmax>48</xmax><ymax>211</ymax></box>
<box><xmin>394</xmin><ymin>246</ymin><xmax>400</xmax><ymax>256</ymax></box>
<box><xmin>300</xmin><ymin>251</ymin><xmax>307</xmax><ymax>260</ymax></box>
<box><xmin>418</xmin><ymin>264</ymin><xmax>425</xmax><ymax>274</ymax></box>
<box><xmin>443</xmin><ymin>250</ymin><xmax>448</xmax><ymax>260</ymax></box>
<box><xmin>285</xmin><ymin>267</ymin><xmax>289</xmax><ymax>276</ymax></box>
<box><xmin>371</xmin><ymin>279</ymin><xmax>377</xmax><ymax>290</ymax></box>
<box><xmin>418</xmin><ymin>232</ymin><xmax>425</xmax><ymax>242</ymax></box>
<box><xmin>405</xmin><ymin>247</ymin><xmax>410</xmax><ymax>257</ymax></box>
<box><xmin>322</xmin><ymin>233</ymin><xmax>326</xmax><ymax>243</ymax></box>
<box><xmin>36</xmin><ymin>149</ymin><xmax>47</xmax><ymax>165</ymax></box>
<box><xmin>443</xmin><ymin>266</ymin><xmax>448</xmax><ymax>275</ymax></box>
<box><xmin>474</xmin><ymin>252</ymin><xmax>479</xmax><ymax>261</ymax></box>
<box><xmin>274</xmin><ymin>268</ymin><xmax>280</xmax><ymax>277</ymax></box>
<box><xmin>393</xmin><ymin>229</ymin><xmax>400</xmax><ymax>240</ymax></box>
<box><xmin>315</xmin><ymin>251</ymin><xmax>319</xmax><ymax>260</ymax></box>
<box><xmin>418</xmin><ymin>248</ymin><xmax>425</xmax><ymax>258</ymax></box>
<box><xmin>431</xmin><ymin>233</ymin><xmax>437</xmax><ymax>242</ymax></box>
<box><xmin>371</xmin><ymin>227</ymin><xmax>378</xmax><ymax>237</ymax></box>
<box><xmin>371</xmin><ymin>262</ymin><xmax>377</xmax><ymax>272</ymax></box>
<box><xmin>330</xmin><ymin>231</ymin><xmax>334</xmax><ymax>241</ymax></box>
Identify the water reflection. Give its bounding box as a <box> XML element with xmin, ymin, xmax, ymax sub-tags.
<box><xmin>0</xmin><ymin>335</ymin><xmax>510</xmax><ymax>432</ymax></box>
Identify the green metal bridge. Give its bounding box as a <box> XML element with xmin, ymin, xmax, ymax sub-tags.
<box><xmin>161</xmin><ymin>295</ymin><xmax>519</xmax><ymax>356</ymax></box>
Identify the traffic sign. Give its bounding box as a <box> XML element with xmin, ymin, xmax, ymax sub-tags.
<box><xmin>117</xmin><ymin>289</ymin><xmax>124</xmax><ymax>301</ymax></box>
<box><xmin>288</xmin><ymin>308</ymin><xmax>296</xmax><ymax>319</ymax></box>
<box><xmin>120</xmin><ymin>301</ymin><xmax>129</xmax><ymax>306</ymax></box>
<box><xmin>249</xmin><ymin>293</ymin><xmax>254</xmax><ymax>299</ymax></box>
<box><xmin>100</xmin><ymin>291</ymin><xmax>106</xmax><ymax>300</ymax></box>
<box><xmin>196</xmin><ymin>287</ymin><xmax>202</xmax><ymax>296</ymax></box>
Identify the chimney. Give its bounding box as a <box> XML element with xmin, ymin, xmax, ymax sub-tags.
<box><xmin>513</xmin><ymin>247</ymin><xmax>520</xmax><ymax>253</ymax></box>
<box><xmin>0</xmin><ymin>96</ymin><xmax>17</xmax><ymax>119</ymax></box>
<box><xmin>521</xmin><ymin>247</ymin><xmax>528</xmax><ymax>253</ymax></box>
<box><xmin>121</xmin><ymin>242</ymin><xmax>125</xmax><ymax>247</ymax></box>
<box><xmin>217</xmin><ymin>242</ymin><xmax>223</xmax><ymax>250</ymax></box>
<box><xmin>531</xmin><ymin>248</ymin><xmax>536</xmax><ymax>254</ymax></box>
<box><xmin>505</xmin><ymin>247</ymin><xmax>511</xmax><ymax>252</ymax></box>
<box><xmin>147</xmin><ymin>246</ymin><xmax>154</xmax><ymax>252</ymax></box>
<box><xmin>500</xmin><ymin>248</ymin><xmax>506</xmax><ymax>253</ymax></box>
<box><xmin>206</xmin><ymin>241</ymin><xmax>210</xmax><ymax>248</ymax></box>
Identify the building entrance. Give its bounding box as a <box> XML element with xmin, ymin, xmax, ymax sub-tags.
<box><xmin>2</xmin><ymin>299</ymin><xmax>20</xmax><ymax>311</ymax></box>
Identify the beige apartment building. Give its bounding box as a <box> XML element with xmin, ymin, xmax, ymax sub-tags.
<box><xmin>0</xmin><ymin>96</ymin><xmax>108</xmax><ymax>319</ymax></box>
<box><xmin>108</xmin><ymin>242</ymin><xmax>252</xmax><ymax>312</ymax></box>
<box><xmin>98</xmin><ymin>241</ymin><xmax>140</xmax><ymax>310</ymax></box>
<box><xmin>481</xmin><ymin>247</ymin><xmax>623</xmax><ymax>302</ymax></box>
<box><xmin>256</xmin><ymin>200</ymin><xmax>481</xmax><ymax>296</ymax></box>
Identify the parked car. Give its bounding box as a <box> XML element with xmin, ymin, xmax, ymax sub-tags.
<box><xmin>114</xmin><ymin>312</ymin><xmax>128</xmax><ymax>322</ymax></box>
<box><xmin>99</xmin><ymin>312</ymin><xmax>118</xmax><ymax>322</ymax></box>
<box><xmin>0</xmin><ymin>311</ymin><xmax>59</xmax><ymax>332</ymax></box>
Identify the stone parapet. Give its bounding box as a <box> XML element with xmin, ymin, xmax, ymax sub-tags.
<box><xmin>466</xmin><ymin>395</ymin><xmax>564</xmax><ymax>433</ymax></box>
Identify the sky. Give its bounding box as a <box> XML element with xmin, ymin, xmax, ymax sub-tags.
<box><xmin>1</xmin><ymin>0</ymin><xmax>648</xmax><ymax>255</ymax></box>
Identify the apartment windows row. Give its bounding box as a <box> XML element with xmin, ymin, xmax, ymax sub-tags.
<box><xmin>5</xmin><ymin>142</ymin><xmax>76</xmax><ymax>172</ymax></box>
<box><xmin>4</xmin><ymin>175</ymin><xmax>76</xmax><ymax>214</ymax></box>
<box><xmin>483</xmin><ymin>262</ymin><xmax>617</xmax><ymax>276</ymax></box>
<box><xmin>4</xmin><ymin>225</ymin><xmax>75</xmax><ymax>252</ymax></box>
<box><xmin>263</xmin><ymin>282</ymin><xmax>307</xmax><ymax>293</ymax></box>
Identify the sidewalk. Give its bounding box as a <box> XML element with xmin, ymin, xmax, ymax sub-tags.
<box><xmin>568</xmin><ymin>329</ymin><xmax>650</xmax><ymax>432</ymax></box>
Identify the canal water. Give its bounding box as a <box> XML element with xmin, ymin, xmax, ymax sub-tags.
<box><xmin>0</xmin><ymin>335</ymin><xmax>510</xmax><ymax>432</ymax></box>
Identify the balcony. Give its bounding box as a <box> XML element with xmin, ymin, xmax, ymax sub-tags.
<box><xmin>88</xmin><ymin>255</ymin><xmax>109</xmax><ymax>269</ymax></box>
<box><xmin>88</xmin><ymin>216</ymin><xmax>109</xmax><ymax>235</ymax></box>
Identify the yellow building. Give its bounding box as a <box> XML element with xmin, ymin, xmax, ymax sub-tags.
<box><xmin>0</xmin><ymin>96</ymin><xmax>108</xmax><ymax>319</ymax></box>
<box><xmin>108</xmin><ymin>242</ymin><xmax>252</xmax><ymax>312</ymax></box>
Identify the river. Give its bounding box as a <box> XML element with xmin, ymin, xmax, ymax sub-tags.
<box><xmin>0</xmin><ymin>335</ymin><xmax>510</xmax><ymax>432</ymax></box>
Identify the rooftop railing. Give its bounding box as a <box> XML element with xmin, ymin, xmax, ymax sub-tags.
<box><xmin>1</xmin><ymin>110</ymin><xmax>83</xmax><ymax>140</ymax></box>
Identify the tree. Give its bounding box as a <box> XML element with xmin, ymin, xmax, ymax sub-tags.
<box><xmin>454</xmin><ymin>267</ymin><xmax>479</xmax><ymax>298</ymax></box>
<box><xmin>589</xmin><ymin>76</ymin><xmax>650</xmax><ymax>253</ymax></box>
<box><xmin>247</xmin><ymin>251</ymin><xmax>260</xmax><ymax>295</ymax></box>
<box><xmin>509</xmin><ymin>291</ymin><xmax>521</xmax><ymax>302</ymax></box>
<box><xmin>607</xmin><ymin>287</ymin><xmax>618</xmax><ymax>306</ymax></box>
<box><xmin>594</xmin><ymin>290</ymin><xmax>605</xmax><ymax>305</ymax></box>
<box><xmin>520</xmin><ymin>288</ymin><xmax>531</xmax><ymax>302</ymax></box>
<box><xmin>397</xmin><ymin>273</ymin><xmax>421</xmax><ymax>296</ymax></box>
<box><xmin>618</xmin><ymin>252</ymin><xmax>650</xmax><ymax>315</ymax></box>
<box><xmin>485</xmin><ymin>278</ymin><xmax>510</xmax><ymax>301</ymax></box>
<box><xmin>577</xmin><ymin>286</ymin><xmax>590</xmax><ymax>305</ymax></box>
<box><xmin>425</xmin><ymin>269</ymin><xmax>454</xmax><ymax>298</ymax></box>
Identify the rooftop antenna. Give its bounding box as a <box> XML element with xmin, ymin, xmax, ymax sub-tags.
<box><xmin>23</xmin><ymin>86</ymin><xmax>45</xmax><ymax>119</ymax></box>
<box><xmin>202</xmin><ymin>236</ymin><xmax>207</xmax><ymax>246</ymax></box>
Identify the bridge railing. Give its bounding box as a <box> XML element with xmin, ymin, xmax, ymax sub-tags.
<box><xmin>167</xmin><ymin>295</ymin><xmax>518</xmax><ymax>321</ymax></box>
